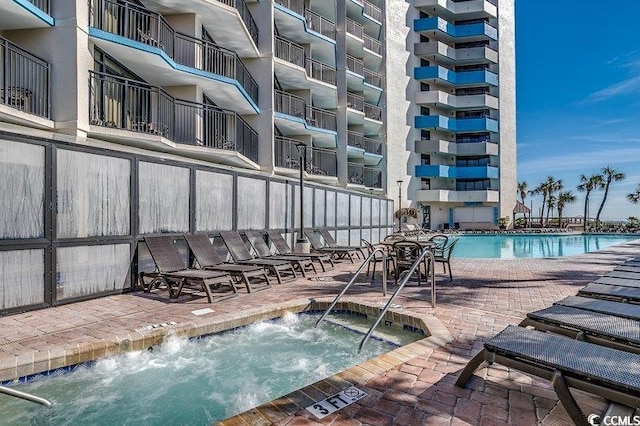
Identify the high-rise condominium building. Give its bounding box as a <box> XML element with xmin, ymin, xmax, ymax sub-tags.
<box><xmin>0</xmin><ymin>0</ymin><xmax>515</xmax><ymax>314</ymax></box>
<box><xmin>387</xmin><ymin>0</ymin><xmax>516</xmax><ymax>231</ymax></box>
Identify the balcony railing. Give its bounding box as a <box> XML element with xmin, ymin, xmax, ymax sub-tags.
<box><xmin>346</xmin><ymin>18</ymin><xmax>363</xmax><ymax>39</ymax></box>
<box><xmin>364</xmin><ymin>103</ymin><xmax>382</xmax><ymax>121</ymax></box>
<box><xmin>347</xmin><ymin>162</ymin><xmax>364</xmax><ymax>185</ymax></box>
<box><xmin>363</xmin><ymin>34</ymin><xmax>382</xmax><ymax>55</ymax></box>
<box><xmin>347</xmin><ymin>92</ymin><xmax>364</xmax><ymax>112</ymax></box>
<box><xmin>364</xmin><ymin>166</ymin><xmax>382</xmax><ymax>188</ymax></box>
<box><xmin>89</xmin><ymin>0</ymin><xmax>258</xmax><ymax>104</ymax></box>
<box><xmin>347</xmin><ymin>130</ymin><xmax>363</xmax><ymax>148</ymax></box>
<box><xmin>274</xmin><ymin>90</ymin><xmax>337</xmax><ymax>131</ymax></box>
<box><xmin>306</xmin><ymin>57</ymin><xmax>336</xmax><ymax>85</ymax></box>
<box><xmin>274</xmin><ymin>0</ymin><xmax>303</xmax><ymax>15</ymax></box>
<box><xmin>346</xmin><ymin>55</ymin><xmax>364</xmax><ymax>76</ymax></box>
<box><xmin>304</xmin><ymin>9</ymin><xmax>336</xmax><ymax>40</ymax></box>
<box><xmin>27</xmin><ymin>0</ymin><xmax>50</xmax><ymax>14</ymax></box>
<box><xmin>274</xmin><ymin>136</ymin><xmax>337</xmax><ymax>176</ymax></box>
<box><xmin>0</xmin><ymin>37</ymin><xmax>50</xmax><ymax>118</ymax></box>
<box><xmin>363</xmin><ymin>0</ymin><xmax>383</xmax><ymax>23</ymax></box>
<box><xmin>89</xmin><ymin>71</ymin><xmax>258</xmax><ymax>162</ymax></box>
<box><xmin>274</xmin><ymin>0</ymin><xmax>336</xmax><ymax>40</ymax></box>
<box><xmin>274</xmin><ymin>36</ymin><xmax>305</xmax><ymax>68</ymax></box>
<box><xmin>364</xmin><ymin>68</ymin><xmax>382</xmax><ymax>88</ymax></box>
<box><xmin>216</xmin><ymin>0</ymin><xmax>259</xmax><ymax>46</ymax></box>
<box><xmin>363</xmin><ymin>137</ymin><xmax>382</xmax><ymax>155</ymax></box>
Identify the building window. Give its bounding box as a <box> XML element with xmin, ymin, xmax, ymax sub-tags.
<box><xmin>421</xmin><ymin>130</ymin><xmax>430</xmax><ymax>140</ymax></box>
<box><xmin>421</xmin><ymin>178</ymin><xmax>431</xmax><ymax>190</ymax></box>
<box><xmin>421</xmin><ymin>154</ymin><xmax>431</xmax><ymax>165</ymax></box>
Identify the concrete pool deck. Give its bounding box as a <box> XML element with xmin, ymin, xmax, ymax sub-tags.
<box><xmin>1</xmin><ymin>239</ymin><xmax>640</xmax><ymax>425</ymax></box>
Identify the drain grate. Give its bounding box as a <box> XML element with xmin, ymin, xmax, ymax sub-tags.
<box><xmin>135</xmin><ymin>321</ymin><xmax>177</xmax><ymax>332</ymax></box>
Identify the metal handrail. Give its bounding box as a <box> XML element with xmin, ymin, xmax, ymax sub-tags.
<box><xmin>315</xmin><ymin>247</ymin><xmax>387</xmax><ymax>328</ymax></box>
<box><xmin>358</xmin><ymin>248</ymin><xmax>435</xmax><ymax>353</ymax></box>
<box><xmin>0</xmin><ymin>384</ymin><xmax>52</xmax><ymax>407</ymax></box>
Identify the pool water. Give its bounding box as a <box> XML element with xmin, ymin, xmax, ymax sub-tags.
<box><xmin>0</xmin><ymin>312</ymin><xmax>420</xmax><ymax>425</ymax></box>
<box><xmin>453</xmin><ymin>234</ymin><xmax>638</xmax><ymax>259</ymax></box>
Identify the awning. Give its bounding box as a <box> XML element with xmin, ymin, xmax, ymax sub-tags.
<box><xmin>513</xmin><ymin>200</ymin><xmax>531</xmax><ymax>214</ymax></box>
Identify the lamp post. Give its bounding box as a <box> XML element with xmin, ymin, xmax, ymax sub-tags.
<box><xmin>396</xmin><ymin>180</ymin><xmax>403</xmax><ymax>233</ymax></box>
<box><xmin>295</xmin><ymin>142</ymin><xmax>310</xmax><ymax>252</ymax></box>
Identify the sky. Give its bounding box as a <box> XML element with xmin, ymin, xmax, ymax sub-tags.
<box><xmin>515</xmin><ymin>1</ymin><xmax>640</xmax><ymax>221</ymax></box>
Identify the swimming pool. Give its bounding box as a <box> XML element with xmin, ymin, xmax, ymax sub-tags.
<box><xmin>452</xmin><ymin>234</ymin><xmax>638</xmax><ymax>259</ymax></box>
<box><xmin>0</xmin><ymin>312</ymin><xmax>421</xmax><ymax>425</ymax></box>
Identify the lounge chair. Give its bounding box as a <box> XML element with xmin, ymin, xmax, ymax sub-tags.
<box><xmin>266</xmin><ymin>230</ymin><xmax>334</xmax><ymax>272</ymax></box>
<box><xmin>519</xmin><ymin>304</ymin><xmax>640</xmax><ymax>354</ymax></box>
<box><xmin>184</xmin><ymin>233</ymin><xmax>272</xmax><ymax>292</ymax></box>
<box><xmin>595</xmin><ymin>276</ymin><xmax>640</xmax><ymax>288</ymax></box>
<box><xmin>303</xmin><ymin>229</ymin><xmax>361</xmax><ymax>263</ymax></box>
<box><xmin>318</xmin><ymin>228</ymin><xmax>366</xmax><ymax>259</ymax></box>
<box><xmin>607</xmin><ymin>270</ymin><xmax>640</xmax><ymax>280</ymax></box>
<box><xmin>578</xmin><ymin>283</ymin><xmax>640</xmax><ymax>303</ymax></box>
<box><xmin>555</xmin><ymin>295</ymin><xmax>640</xmax><ymax>321</ymax></box>
<box><xmin>219</xmin><ymin>231</ymin><xmax>297</xmax><ymax>284</ymax></box>
<box><xmin>244</xmin><ymin>230</ymin><xmax>317</xmax><ymax>277</ymax></box>
<box><xmin>139</xmin><ymin>236</ymin><xmax>237</xmax><ymax>302</ymax></box>
<box><xmin>455</xmin><ymin>325</ymin><xmax>640</xmax><ymax>425</ymax></box>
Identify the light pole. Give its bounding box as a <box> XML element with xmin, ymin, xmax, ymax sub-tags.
<box><xmin>396</xmin><ymin>180</ymin><xmax>403</xmax><ymax>233</ymax></box>
<box><xmin>295</xmin><ymin>142</ymin><xmax>310</xmax><ymax>252</ymax></box>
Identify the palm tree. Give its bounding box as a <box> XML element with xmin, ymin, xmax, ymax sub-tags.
<box><xmin>517</xmin><ymin>181</ymin><xmax>528</xmax><ymax>225</ymax></box>
<box><xmin>556</xmin><ymin>191</ymin><xmax>577</xmax><ymax>227</ymax></box>
<box><xmin>577</xmin><ymin>174</ymin><xmax>605</xmax><ymax>230</ymax></box>
<box><xmin>594</xmin><ymin>167</ymin><xmax>626</xmax><ymax>230</ymax></box>
<box><xmin>627</xmin><ymin>184</ymin><xmax>640</xmax><ymax>204</ymax></box>
<box><xmin>531</xmin><ymin>176</ymin><xmax>561</xmax><ymax>226</ymax></box>
<box><xmin>546</xmin><ymin>194</ymin><xmax>556</xmax><ymax>226</ymax></box>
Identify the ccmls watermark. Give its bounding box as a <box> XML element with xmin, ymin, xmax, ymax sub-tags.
<box><xmin>588</xmin><ymin>413</ymin><xmax>640</xmax><ymax>426</ymax></box>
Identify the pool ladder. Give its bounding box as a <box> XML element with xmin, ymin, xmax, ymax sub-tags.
<box><xmin>0</xmin><ymin>384</ymin><xmax>52</xmax><ymax>407</ymax></box>
<box><xmin>316</xmin><ymin>247</ymin><xmax>435</xmax><ymax>352</ymax></box>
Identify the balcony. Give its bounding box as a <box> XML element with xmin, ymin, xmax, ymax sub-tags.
<box><xmin>347</xmin><ymin>162</ymin><xmax>365</xmax><ymax>185</ymax></box>
<box><xmin>414</xmin><ymin>41</ymin><xmax>497</xmax><ymax>65</ymax></box>
<box><xmin>131</xmin><ymin>0</ymin><xmax>259</xmax><ymax>56</ymax></box>
<box><xmin>363</xmin><ymin>34</ymin><xmax>382</xmax><ymax>56</ymax></box>
<box><xmin>0</xmin><ymin>0</ymin><xmax>54</xmax><ymax>29</ymax></box>
<box><xmin>414</xmin><ymin>66</ymin><xmax>498</xmax><ymax>87</ymax></box>
<box><xmin>414</xmin><ymin>164</ymin><xmax>498</xmax><ymax>179</ymax></box>
<box><xmin>414</xmin><ymin>17</ymin><xmax>497</xmax><ymax>42</ymax></box>
<box><xmin>415</xmin><ymin>139</ymin><xmax>498</xmax><ymax>156</ymax></box>
<box><xmin>414</xmin><ymin>90</ymin><xmax>498</xmax><ymax>110</ymax></box>
<box><xmin>347</xmin><ymin>92</ymin><xmax>364</xmax><ymax>112</ymax></box>
<box><xmin>415</xmin><ymin>115</ymin><xmax>498</xmax><ymax>133</ymax></box>
<box><xmin>274</xmin><ymin>136</ymin><xmax>337</xmax><ymax>179</ymax></box>
<box><xmin>274</xmin><ymin>90</ymin><xmax>337</xmax><ymax>146</ymax></box>
<box><xmin>415</xmin><ymin>189</ymin><xmax>499</xmax><ymax>203</ymax></box>
<box><xmin>0</xmin><ymin>37</ymin><xmax>50</xmax><ymax>126</ymax></box>
<box><xmin>346</xmin><ymin>18</ymin><xmax>364</xmax><ymax>40</ymax></box>
<box><xmin>364</xmin><ymin>103</ymin><xmax>382</xmax><ymax>121</ymax></box>
<box><xmin>88</xmin><ymin>71</ymin><xmax>259</xmax><ymax>166</ymax></box>
<box><xmin>364</xmin><ymin>69</ymin><xmax>383</xmax><ymax>89</ymax></box>
<box><xmin>413</xmin><ymin>0</ymin><xmax>497</xmax><ymax>20</ymax></box>
<box><xmin>363</xmin><ymin>1</ymin><xmax>383</xmax><ymax>23</ymax></box>
<box><xmin>347</xmin><ymin>54</ymin><xmax>365</xmax><ymax>76</ymax></box>
<box><xmin>89</xmin><ymin>0</ymin><xmax>259</xmax><ymax>113</ymax></box>
<box><xmin>364</xmin><ymin>166</ymin><xmax>383</xmax><ymax>188</ymax></box>
<box><xmin>275</xmin><ymin>0</ymin><xmax>336</xmax><ymax>41</ymax></box>
<box><xmin>273</xmin><ymin>36</ymin><xmax>337</xmax><ymax>108</ymax></box>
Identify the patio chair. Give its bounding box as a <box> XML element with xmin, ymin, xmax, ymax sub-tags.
<box><xmin>455</xmin><ymin>325</ymin><xmax>640</xmax><ymax>425</ymax></box>
<box><xmin>219</xmin><ymin>231</ymin><xmax>297</xmax><ymax>284</ymax></box>
<box><xmin>318</xmin><ymin>228</ymin><xmax>366</xmax><ymax>259</ymax></box>
<box><xmin>266</xmin><ymin>230</ymin><xmax>334</xmax><ymax>272</ymax></box>
<box><xmin>390</xmin><ymin>240</ymin><xmax>429</xmax><ymax>286</ymax></box>
<box><xmin>244</xmin><ymin>230</ymin><xmax>317</xmax><ymax>277</ymax></box>
<box><xmin>139</xmin><ymin>236</ymin><xmax>237</xmax><ymax>303</ymax></box>
<box><xmin>184</xmin><ymin>233</ymin><xmax>272</xmax><ymax>292</ymax></box>
<box><xmin>433</xmin><ymin>238</ymin><xmax>458</xmax><ymax>281</ymax></box>
<box><xmin>361</xmin><ymin>239</ymin><xmax>393</xmax><ymax>284</ymax></box>
<box><xmin>303</xmin><ymin>229</ymin><xmax>360</xmax><ymax>263</ymax></box>
<box><xmin>519</xmin><ymin>304</ymin><xmax>640</xmax><ymax>354</ymax></box>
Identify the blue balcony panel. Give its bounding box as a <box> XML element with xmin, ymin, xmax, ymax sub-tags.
<box><xmin>415</xmin><ymin>165</ymin><xmax>498</xmax><ymax>179</ymax></box>
<box><xmin>414</xmin><ymin>66</ymin><xmax>498</xmax><ymax>87</ymax></box>
<box><xmin>414</xmin><ymin>115</ymin><xmax>498</xmax><ymax>132</ymax></box>
<box><xmin>413</xmin><ymin>17</ymin><xmax>497</xmax><ymax>40</ymax></box>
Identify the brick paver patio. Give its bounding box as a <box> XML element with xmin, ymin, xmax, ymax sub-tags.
<box><xmin>1</xmin><ymin>239</ymin><xmax>639</xmax><ymax>425</ymax></box>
